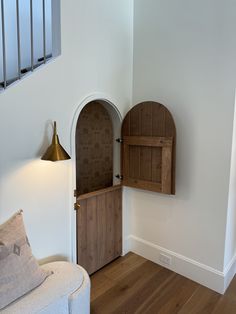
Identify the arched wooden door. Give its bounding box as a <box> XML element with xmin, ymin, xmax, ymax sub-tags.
<box><xmin>121</xmin><ymin>101</ymin><xmax>176</xmax><ymax>195</ymax></box>
<box><xmin>75</xmin><ymin>101</ymin><xmax>122</xmax><ymax>275</ymax></box>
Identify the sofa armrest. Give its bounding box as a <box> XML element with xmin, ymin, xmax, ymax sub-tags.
<box><xmin>69</xmin><ymin>266</ymin><xmax>90</xmax><ymax>314</ymax></box>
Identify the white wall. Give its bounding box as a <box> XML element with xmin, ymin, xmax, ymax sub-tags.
<box><xmin>132</xmin><ymin>0</ymin><xmax>236</xmax><ymax>292</ymax></box>
<box><xmin>1</xmin><ymin>0</ymin><xmax>236</xmax><ymax>294</ymax></box>
<box><xmin>0</xmin><ymin>0</ymin><xmax>133</xmax><ymax>261</ymax></box>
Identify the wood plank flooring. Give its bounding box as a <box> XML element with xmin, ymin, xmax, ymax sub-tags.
<box><xmin>90</xmin><ymin>252</ymin><xmax>236</xmax><ymax>314</ymax></box>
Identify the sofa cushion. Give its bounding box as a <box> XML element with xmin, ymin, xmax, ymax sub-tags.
<box><xmin>0</xmin><ymin>211</ymin><xmax>49</xmax><ymax>310</ymax></box>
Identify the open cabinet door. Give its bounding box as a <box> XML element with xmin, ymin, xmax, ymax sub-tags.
<box><xmin>121</xmin><ymin>101</ymin><xmax>176</xmax><ymax>195</ymax></box>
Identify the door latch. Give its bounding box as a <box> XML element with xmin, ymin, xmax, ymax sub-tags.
<box><xmin>74</xmin><ymin>203</ymin><xmax>81</xmax><ymax>210</ymax></box>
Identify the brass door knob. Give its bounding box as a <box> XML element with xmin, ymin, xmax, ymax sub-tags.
<box><xmin>74</xmin><ymin>203</ymin><xmax>81</xmax><ymax>210</ymax></box>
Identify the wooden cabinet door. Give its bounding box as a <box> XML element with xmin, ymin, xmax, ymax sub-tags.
<box><xmin>121</xmin><ymin>101</ymin><xmax>176</xmax><ymax>195</ymax></box>
<box><xmin>76</xmin><ymin>185</ymin><xmax>122</xmax><ymax>275</ymax></box>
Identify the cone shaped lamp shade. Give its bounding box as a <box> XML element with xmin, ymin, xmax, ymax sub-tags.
<box><xmin>41</xmin><ymin>121</ymin><xmax>71</xmax><ymax>161</ymax></box>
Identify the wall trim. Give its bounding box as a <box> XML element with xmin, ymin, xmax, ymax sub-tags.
<box><xmin>129</xmin><ymin>235</ymin><xmax>233</xmax><ymax>294</ymax></box>
<box><xmin>223</xmin><ymin>253</ymin><xmax>236</xmax><ymax>292</ymax></box>
<box><xmin>69</xmin><ymin>93</ymin><xmax>122</xmax><ymax>264</ymax></box>
<box><xmin>122</xmin><ymin>235</ymin><xmax>131</xmax><ymax>256</ymax></box>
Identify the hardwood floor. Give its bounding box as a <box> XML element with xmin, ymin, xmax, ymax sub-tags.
<box><xmin>90</xmin><ymin>252</ymin><xmax>236</xmax><ymax>314</ymax></box>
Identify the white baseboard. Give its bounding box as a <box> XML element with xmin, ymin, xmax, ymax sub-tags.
<box><xmin>122</xmin><ymin>235</ymin><xmax>131</xmax><ymax>256</ymax></box>
<box><xmin>128</xmin><ymin>235</ymin><xmax>235</xmax><ymax>294</ymax></box>
<box><xmin>223</xmin><ymin>254</ymin><xmax>236</xmax><ymax>292</ymax></box>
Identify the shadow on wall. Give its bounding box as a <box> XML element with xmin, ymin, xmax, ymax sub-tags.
<box><xmin>37</xmin><ymin>120</ymin><xmax>55</xmax><ymax>158</ymax></box>
<box><xmin>38</xmin><ymin>255</ymin><xmax>68</xmax><ymax>265</ymax></box>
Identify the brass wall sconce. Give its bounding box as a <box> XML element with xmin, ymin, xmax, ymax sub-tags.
<box><xmin>41</xmin><ymin>121</ymin><xmax>71</xmax><ymax>161</ymax></box>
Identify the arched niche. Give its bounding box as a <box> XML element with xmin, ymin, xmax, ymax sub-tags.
<box><xmin>75</xmin><ymin>99</ymin><xmax>121</xmax><ymax>195</ymax></box>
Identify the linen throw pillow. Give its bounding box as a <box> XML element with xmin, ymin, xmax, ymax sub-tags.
<box><xmin>0</xmin><ymin>210</ymin><xmax>49</xmax><ymax>310</ymax></box>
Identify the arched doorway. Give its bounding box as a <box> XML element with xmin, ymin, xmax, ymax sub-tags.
<box><xmin>74</xmin><ymin>99</ymin><xmax>122</xmax><ymax>275</ymax></box>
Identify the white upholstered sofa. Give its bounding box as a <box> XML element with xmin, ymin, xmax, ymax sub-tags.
<box><xmin>1</xmin><ymin>261</ymin><xmax>90</xmax><ymax>314</ymax></box>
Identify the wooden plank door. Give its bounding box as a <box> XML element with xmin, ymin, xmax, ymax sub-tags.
<box><xmin>76</xmin><ymin>185</ymin><xmax>122</xmax><ymax>275</ymax></box>
<box><xmin>121</xmin><ymin>101</ymin><xmax>176</xmax><ymax>194</ymax></box>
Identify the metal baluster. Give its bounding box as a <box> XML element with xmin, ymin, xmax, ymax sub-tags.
<box><xmin>1</xmin><ymin>0</ymin><xmax>6</xmax><ymax>88</ymax></box>
<box><xmin>30</xmin><ymin>0</ymin><xmax>34</xmax><ymax>71</ymax></box>
<box><xmin>16</xmin><ymin>0</ymin><xmax>21</xmax><ymax>79</ymax></box>
<box><xmin>42</xmin><ymin>0</ymin><xmax>46</xmax><ymax>63</ymax></box>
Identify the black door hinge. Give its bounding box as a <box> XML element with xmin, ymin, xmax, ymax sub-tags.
<box><xmin>116</xmin><ymin>138</ymin><xmax>123</xmax><ymax>143</ymax></box>
<box><xmin>115</xmin><ymin>174</ymin><xmax>123</xmax><ymax>180</ymax></box>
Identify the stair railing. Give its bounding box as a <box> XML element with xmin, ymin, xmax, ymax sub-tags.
<box><xmin>0</xmin><ymin>0</ymin><xmax>53</xmax><ymax>90</ymax></box>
